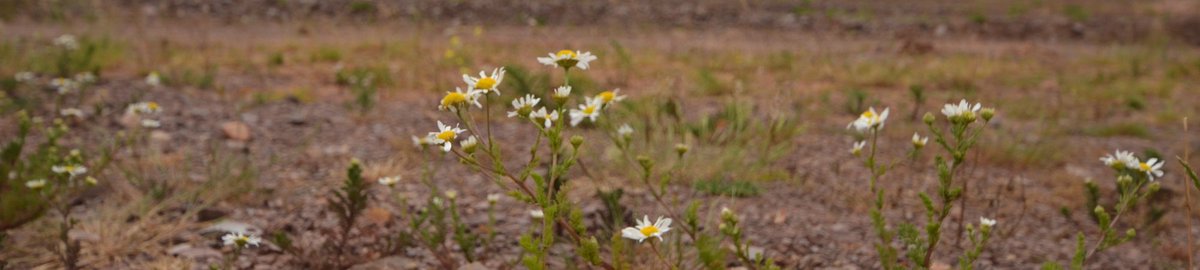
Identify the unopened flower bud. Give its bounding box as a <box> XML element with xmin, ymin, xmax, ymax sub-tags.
<box><xmin>980</xmin><ymin>108</ymin><xmax>995</xmax><ymax>122</ymax></box>
<box><xmin>444</xmin><ymin>190</ymin><xmax>458</xmax><ymax>200</ymax></box>
<box><xmin>1147</xmin><ymin>182</ymin><xmax>1161</xmax><ymax>194</ymax></box>
<box><xmin>570</xmin><ymin>135</ymin><xmax>584</xmax><ymax>148</ymax></box>
<box><xmin>85</xmin><ymin>176</ymin><xmax>98</xmax><ymax>185</ymax></box>
<box><xmin>637</xmin><ymin>155</ymin><xmax>653</xmax><ymax>170</ymax></box>
<box><xmin>923</xmin><ymin>112</ymin><xmax>936</xmax><ymax>125</ymax></box>
<box><xmin>461</xmin><ymin>136</ymin><xmax>478</xmax><ymax>154</ymax></box>
<box><xmin>1117</xmin><ymin>175</ymin><xmax>1133</xmax><ymax>187</ymax></box>
<box><xmin>674</xmin><ymin>143</ymin><xmax>689</xmax><ymax>157</ymax></box>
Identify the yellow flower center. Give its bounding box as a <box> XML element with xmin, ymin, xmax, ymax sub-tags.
<box><xmin>441</xmin><ymin>92</ymin><xmax>467</xmax><ymax>107</ymax></box>
<box><xmin>639</xmin><ymin>225</ymin><xmax>659</xmax><ymax>236</ymax></box>
<box><xmin>475</xmin><ymin>77</ymin><xmax>497</xmax><ymax>90</ymax></box>
<box><xmin>861</xmin><ymin>111</ymin><xmax>875</xmax><ymax>118</ymax></box>
<box><xmin>582</xmin><ymin>106</ymin><xmax>596</xmax><ymax>115</ymax></box>
<box><xmin>1139</xmin><ymin>162</ymin><xmax>1151</xmax><ymax>171</ymax></box>
<box><xmin>598</xmin><ymin>91</ymin><xmax>615</xmax><ymax>102</ymax></box>
<box><xmin>556</xmin><ymin>50</ymin><xmax>576</xmax><ymax>59</ymax></box>
<box><xmin>147</xmin><ymin>102</ymin><xmax>159</xmax><ymax>110</ymax></box>
<box><xmin>436</xmin><ymin>130</ymin><xmax>457</xmax><ymax>141</ymax></box>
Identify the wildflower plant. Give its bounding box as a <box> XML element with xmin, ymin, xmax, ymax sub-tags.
<box><xmin>414</xmin><ymin>49</ymin><xmax>628</xmax><ymax>270</ymax></box>
<box><xmin>219</xmin><ymin>232</ymin><xmax>261</xmax><ymax>269</ymax></box>
<box><xmin>848</xmin><ymin>99</ymin><xmax>998</xmax><ymax>269</ymax></box>
<box><xmin>1044</xmin><ymin>150</ymin><xmax>1163</xmax><ymax>269</ymax></box>
<box><xmin>0</xmin><ymin>112</ymin><xmax>100</xmax><ymax>270</ymax></box>
<box><xmin>328</xmin><ymin>159</ymin><xmax>369</xmax><ymax>268</ymax></box>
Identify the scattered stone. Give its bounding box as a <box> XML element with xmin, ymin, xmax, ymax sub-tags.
<box><xmin>349</xmin><ymin>256</ymin><xmax>421</xmax><ymax>270</ymax></box>
<box><xmin>772</xmin><ymin>211</ymin><xmax>787</xmax><ymax>224</ymax></box>
<box><xmin>168</xmin><ymin>244</ymin><xmax>222</xmax><ymax>260</ymax></box>
<box><xmin>457</xmin><ymin>262</ymin><xmax>488</xmax><ymax>270</ymax></box>
<box><xmin>201</xmin><ymin>220</ymin><xmax>261</xmax><ymax>236</ymax></box>
<box><xmin>198</xmin><ymin>208</ymin><xmax>231</xmax><ymax>222</ymax></box>
<box><xmin>221</xmin><ymin>121</ymin><xmax>252</xmax><ymax>141</ymax></box>
<box><xmin>149</xmin><ymin>130</ymin><xmax>172</xmax><ymax>142</ymax></box>
<box><xmin>364</xmin><ymin>207</ymin><xmax>392</xmax><ymax>226</ymax></box>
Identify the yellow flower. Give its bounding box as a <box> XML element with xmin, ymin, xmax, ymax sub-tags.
<box><xmin>530</xmin><ymin>107</ymin><xmax>559</xmax><ymax>128</ymax></box>
<box><xmin>427</xmin><ymin>121</ymin><xmax>467</xmax><ymax>152</ymax></box>
<box><xmin>378</xmin><ymin>176</ymin><xmax>401</xmax><ymax>187</ymax></box>
<box><xmin>595</xmin><ymin>89</ymin><xmax>626</xmax><ymax>107</ymax></box>
<box><xmin>508</xmin><ymin>94</ymin><xmax>540</xmax><ymax>118</ymax></box>
<box><xmin>537</xmin><ymin>50</ymin><xmax>597</xmax><ymax>70</ymax></box>
<box><xmin>569</xmin><ymin>97</ymin><xmax>603</xmax><ymax>126</ymax></box>
<box><xmin>463</xmin><ymin>67</ymin><xmax>506</xmax><ymax>94</ymax></box>
<box><xmin>621</xmin><ymin>215</ymin><xmax>672</xmax><ymax>242</ymax></box>
<box><xmin>127</xmin><ymin>102</ymin><xmax>161</xmax><ymax>115</ymax></box>
<box><xmin>438</xmin><ymin>87</ymin><xmax>483</xmax><ymax>112</ymax></box>
<box><xmin>222</xmin><ymin>232</ymin><xmax>262</xmax><ymax>248</ymax></box>
<box><xmin>847</xmin><ymin>107</ymin><xmax>889</xmax><ymax>133</ymax></box>
<box><xmin>52</xmin><ymin>164</ymin><xmax>88</xmax><ymax>177</ymax></box>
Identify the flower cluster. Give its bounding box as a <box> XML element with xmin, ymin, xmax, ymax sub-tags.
<box><xmin>419</xmin><ymin>49</ymin><xmax>622</xmax><ymax>153</ymax></box>
<box><xmin>125</xmin><ymin>101</ymin><xmax>164</xmax><ymax>128</ymax></box>
<box><xmin>1100</xmin><ymin>150</ymin><xmax>1164</xmax><ymax>180</ymax></box>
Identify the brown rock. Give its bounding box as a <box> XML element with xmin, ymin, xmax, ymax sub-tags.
<box><xmin>457</xmin><ymin>262</ymin><xmax>488</xmax><ymax>270</ymax></box>
<box><xmin>363</xmin><ymin>207</ymin><xmax>392</xmax><ymax>226</ymax></box>
<box><xmin>221</xmin><ymin>121</ymin><xmax>252</xmax><ymax>141</ymax></box>
<box><xmin>349</xmin><ymin>256</ymin><xmax>420</xmax><ymax>270</ymax></box>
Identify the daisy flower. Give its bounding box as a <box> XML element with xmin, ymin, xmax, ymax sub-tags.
<box><xmin>51</xmin><ymin>78</ymin><xmax>77</xmax><ymax>94</ymax></box>
<box><xmin>52</xmin><ymin>164</ymin><xmax>88</xmax><ymax>177</ymax></box>
<box><xmin>26</xmin><ymin>179</ymin><xmax>46</xmax><ymax>189</ymax></box>
<box><xmin>530</xmin><ymin>209</ymin><xmax>544</xmax><ymax>219</ymax></box>
<box><xmin>54</xmin><ymin>34</ymin><xmax>79</xmax><ymax>50</ymax></box>
<box><xmin>1100</xmin><ymin>150</ymin><xmax>1139</xmax><ymax>169</ymax></box>
<box><xmin>461</xmin><ymin>136</ymin><xmax>479</xmax><ymax>153</ymax></box>
<box><xmin>438</xmin><ymin>87</ymin><xmax>484</xmax><ymax>112</ymax></box>
<box><xmin>412</xmin><ymin>135</ymin><xmax>434</xmax><ymax>147</ymax></box>
<box><xmin>222</xmin><ymin>232</ymin><xmax>262</xmax><ymax>248</ymax></box>
<box><xmin>617</xmin><ymin>124</ymin><xmax>633</xmax><ymax>138</ymax></box>
<box><xmin>553</xmin><ymin>86</ymin><xmax>572</xmax><ymax>99</ymax></box>
<box><xmin>530</xmin><ymin>107</ymin><xmax>559</xmax><ymax>128</ymax></box>
<box><xmin>537</xmin><ymin>50</ymin><xmax>598</xmax><ymax>70</ymax></box>
<box><xmin>60</xmin><ymin>108</ymin><xmax>85</xmax><ymax>118</ymax></box>
<box><xmin>127</xmin><ymin>102</ymin><xmax>162</xmax><ymax>115</ymax></box>
<box><xmin>941</xmin><ymin>99</ymin><xmax>982</xmax><ymax>124</ymax></box>
<box><xmin>595</xmin><ymin>89</ymin><xmax>626</xmax><ymax>107</ymax></box>
<box><xmin>621</xmin><ymin>215</ymin><xmax>672</xmax><ymax>243</ymax></box>
<box><xmin>979</xmin><ymin>217</ymin><xmax>996</xmax><ymax>227</ymax></box>
<box><xmin>851</xmin><ymin>141</ymin><xmax>866</xmax><ymax>156</ymax></box>
<box><xmin>378</xmin><ymin>176</ymin><xmax>401</xmax><ymax>187</ymax></box>
<box><xmin>73</xmin><ymin>72</ymin><xmax>96</xmax><ymax>84</ymax></box>
<box><xmin>444</xmin><ymin>190</ymin><xmax>458</xmax><ymax>199</ymax></box>
<box><xmin>569</xmin><ymin>97</ymin><xmax>603</xmax><ymax>126</ymax></box>
<box><xmin>847</xmin><ymin>107</ymin><xmax>889</xmax><ymax>133</ymax></box>
<box><xmin>912</xmin><ymin>133</ymin><xmax>928</xmax><ymax>148</ymax></box>
<box><xmin>427</xmin><ymin>121</ymin><xmax>466</xmax><ymax>152</ymax></box>
<box><xmin>141</xmin><ymin>119</ymin><xmax>161</xmax><ymax>128</ymax></box>
<box><xmin>14</xmin><ymin>72</ymin><xmax>35</xmax><ymax>82</ymax></box>
<box><xmin>145</xmin><ymin>72</ymin><xmax>161</xmax><ymax>86</ymax></box>
<box><xmin>508</xmin><ymin>94</ymin><xmax>540</xmax><ymax>118</ymax></box>
<box><xmin>487</xmin><ymin>194</ymin><xmax>501</xmax><ymax>204</ymax></box>
<box><xmin>463</xmin><ymin>67</ymin><xmax>506</xmax><ymax>95</ymax></box>
<box><xmin>1138</xmin><ymin>158</ymin><xmax>1165</xmax><ymax>180</ymax></box>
